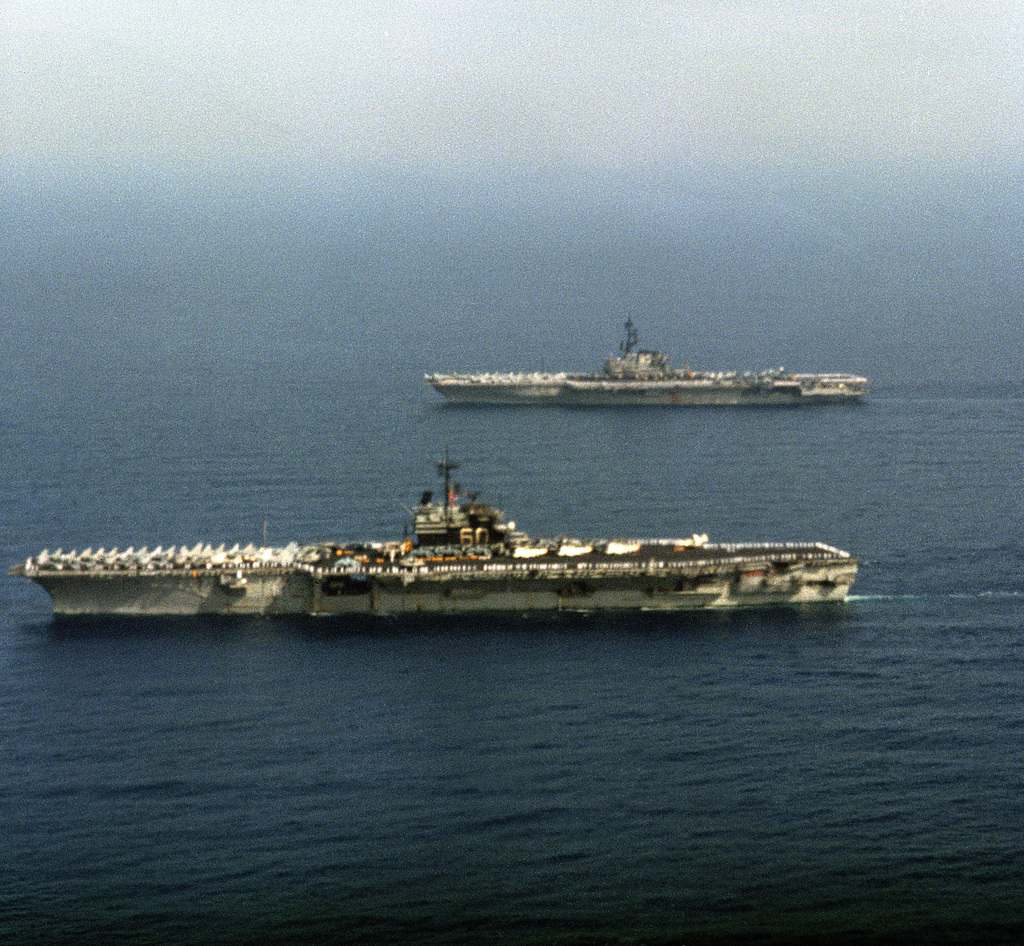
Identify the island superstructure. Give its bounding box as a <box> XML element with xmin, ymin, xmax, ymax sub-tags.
<box><xmin>426</xmin><ymin>320</ymin><xmax>868</xmax><ymax>406</ymax></box>
<box><xmin>12</xmin><ymin>455</ymin><xmax>858</xmax><ymax>617</ymax></box>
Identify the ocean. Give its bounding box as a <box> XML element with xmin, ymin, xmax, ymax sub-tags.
<box><xmin>2</xmin><ymin>168</ymin><xmax>1023</xmax><ymax>945</ymax></box>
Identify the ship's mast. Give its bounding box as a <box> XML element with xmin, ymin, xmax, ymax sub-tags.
<box><xmin>436</xmin><ymin>448</ymin><xmax>459</xmax><ymax>531</ymax></box>
<box><xmin>620</xmin><ymin>318</ymin><xmax>639</xmax><ymax>356</ymax></box>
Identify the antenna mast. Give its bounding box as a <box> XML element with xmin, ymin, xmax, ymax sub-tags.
<box><xmin>436</xmin><ymin>448</ymin><xmax>460</xmax><ymax>531</ymax></box>
<box><xmin>620</xmin><ymin>318</ymin><xmax>639</xmax><ymax>355</ymax></box>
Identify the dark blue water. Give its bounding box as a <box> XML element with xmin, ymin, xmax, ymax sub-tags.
<box><xmin>3</xmin><ymin>171</ymin><xmax>1024</xmax><ymax>944</ymax></box>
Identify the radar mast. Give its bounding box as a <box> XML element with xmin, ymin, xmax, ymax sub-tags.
<box><xmin>620</xmin><ymin>318</ymin><xmax>639</xmax><ymax>356</ymax></box>
<box><xmin>436</xmin><ymin>448</ymin><xmax>460</xmax><ymax>528</ymax></box>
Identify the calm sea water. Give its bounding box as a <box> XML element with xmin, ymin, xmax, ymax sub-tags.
<box><xmin>2</xmin><ymin>171</ymin><xmax>1024</xmax><ymax>944</ymax></box>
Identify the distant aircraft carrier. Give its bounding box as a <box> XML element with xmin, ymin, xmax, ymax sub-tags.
<box><xmin>426</xmin><ymin>319</ymin><xmax>868</xmax><ymax>406</ymax></box>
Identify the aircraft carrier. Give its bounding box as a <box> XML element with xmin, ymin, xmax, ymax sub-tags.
<box><xmin>12</xmin><ymin>457</ymin><xmax>858</xmax><ymax>618</ymax></box>
<box><xmin>426</xmin><ymin>320</ymin><xmax>868</xmax><ymax>406</ymax></box>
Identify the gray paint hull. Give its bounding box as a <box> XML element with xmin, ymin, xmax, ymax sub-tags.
<box><xmin>427</xmin><ymin>378</ymin><xmax>866</xmax><ymax>406</ymax></box>
<box><xmin>25</xmin><ymin>552</ymin><xmax>857</xmax><ymax>617</ymax></box>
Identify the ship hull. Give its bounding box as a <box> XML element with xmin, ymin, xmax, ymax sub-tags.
<box><xmin>427</xmin><ymin>378</ymin><xmax>866</xmax><ymax>406</ymax></box>
<box><xmin>31</xmin><ymin>570</ymin><xmax>315</xmax><ymax>616</ymax></box>
<box><xmin>25</xmin><ymin>550</ymin><xmax>857</xmax><ymax>617</ymax></box>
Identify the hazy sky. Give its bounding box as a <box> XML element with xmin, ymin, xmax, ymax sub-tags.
<box><xmin>3</xmin><ymin>1</ymin><xmax>1022</xmax><ymax>177</ymax></box>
